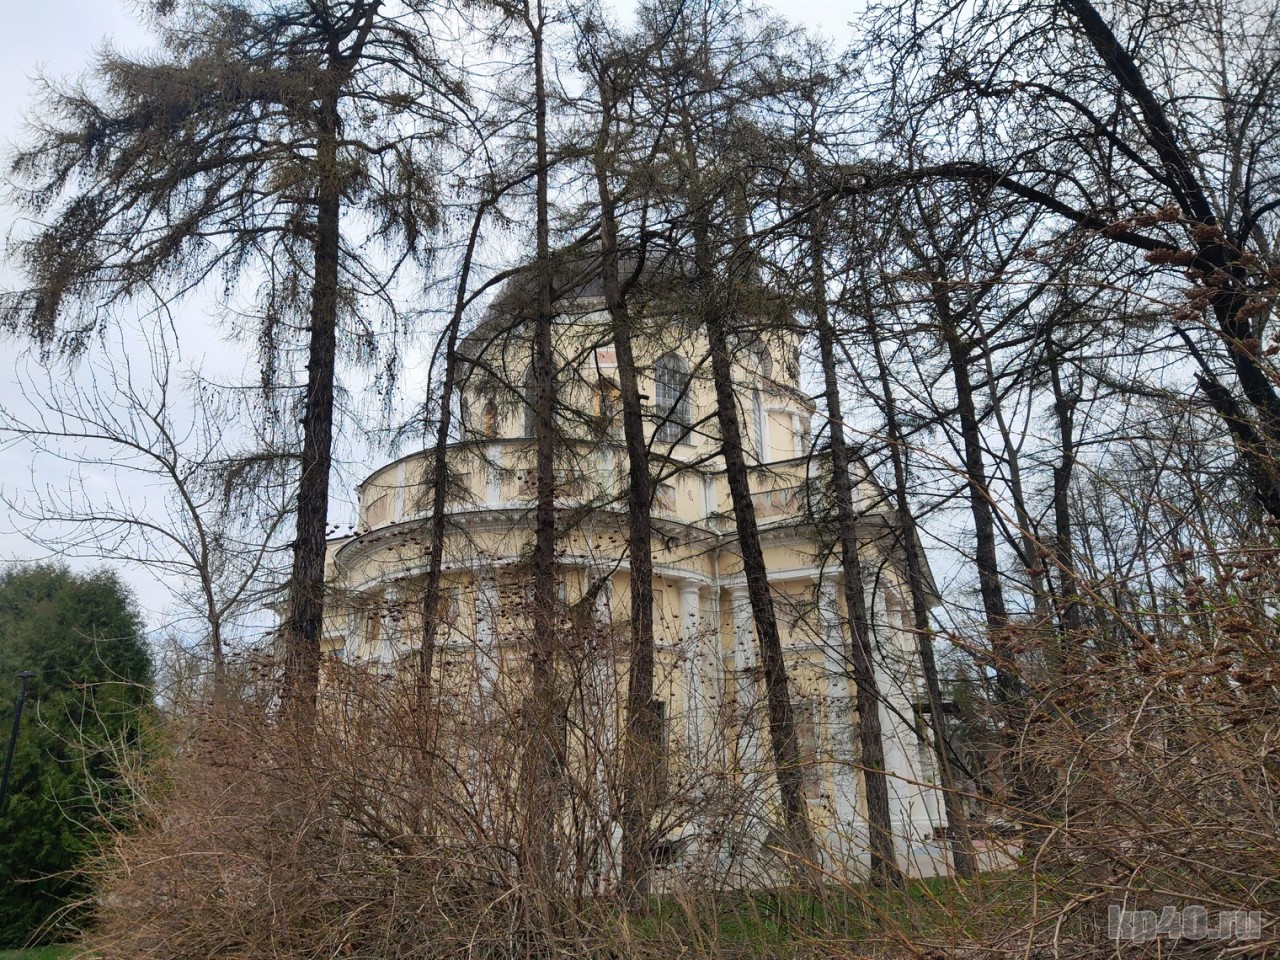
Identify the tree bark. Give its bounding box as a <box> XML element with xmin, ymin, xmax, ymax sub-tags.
<box><xmin>276</xmin><ymin>1</ymin><xmax>384</xmax><ymax>727</ymax></box>
<box><xmin>280</xmin><ymin>81</ymin><xmax>341</xmax><ymax>729</ymax></box>
<box><xmin>705</xmin><ymin>310</ymin><xmax>815</xmax><ymax>863</ymax></box>
<box><xmin>522</xmin><ymin>0</ymin><xmax>562</xmax><ymax>892</ymax></box>
<box><xmin>590</xmin><ymin>67</ymin><xmax>660</xmax><ymax>902</ymax></box>
<box><xmin>936</xmin><ymin>291</ymin><xmax>1019</xmax><ymax>703</ymax></box>
<box><xmin>976</xmin><ymin>321</ymin><xmax>1051</xmax><ymax>620</ymax></box>
<box><xmin>935</xmin><ymin>284</ymin><xmax>1033</xmax><ymax>823</ymax></box>
<box><xmin>1046</xmin><ymin>333</ymin><xmax>1084</xmax><ymax>639</ymax></box>
<box><xmin>417</xmin><ymin>200</ymin><xmax>488</xmax><ymax>722</ymax></box>
<box><xmin>674</xmin><ymin>93</ymin><xmax>814</xmax><ymax>865</ymax></box>
<box><xmin>1059</xmin><ymin>0</ymin><xmax>1280</xmax><ymax>511</ymax></box>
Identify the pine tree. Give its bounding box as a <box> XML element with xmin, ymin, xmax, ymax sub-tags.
<box><xmin>0</xmin><ymin>564</ymin><xmax>153</xmax><ymax>947</ymax></box>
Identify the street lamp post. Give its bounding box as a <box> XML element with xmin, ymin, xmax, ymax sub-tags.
<box><xmin>0</xmin><ymin>671</ymin><xmax>37</xmax><ymax>811</ymax></box>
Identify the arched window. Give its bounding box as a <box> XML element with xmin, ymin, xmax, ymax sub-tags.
<box><xmin>594</xmin><ymin>376</ymin><xmax>620</xmax><ymax>433</ymax></box>
<box><xmin>654</xmin><ymin>353</ymin><xmax>691</xmax><ymax>444</ymax></box>
<box><xmin>754</xmin><ymin>342</ymin><xmax>773</xmax><ymax>382</ymax></box>
<box><xmin>752</xmin><ymin>388</ymin><xmax>767</xmax><ymax>460</ymax></box>
<box><xmin>481</xmin><ymin>400</ymin><xmax>499</xmax><ymax>439</ymax></box>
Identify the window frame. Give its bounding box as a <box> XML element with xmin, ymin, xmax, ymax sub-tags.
<box><xmin>654</xmin><ymin>352</ymin><xmax>692</xmax><ymax>444</ymax></box>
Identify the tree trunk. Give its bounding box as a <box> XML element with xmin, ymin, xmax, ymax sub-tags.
<box><xmin>976</xmin><ymin>321</ymin><xmax>1050</xmax><ymax>620</ymax></box>
<box><xmin>1047</xmin><ymin>333</ymin><xmax>1084</xmax><ymax>639</ymax></box>
<box><xmin>675</xmin><ymin>98</ymin><xmax>813</xmax><ymax>865</ymax></box>
<box><xmin>1061</xmin><ymin>0</ymin><xmax>1280</xmax><ymax>515</ymax></box>
<box><xmin>591</xmin><ymin>71</ymin><xmax>660</xmax><ymax>902</ymax></box>
<box><xmin>280</xmin><ymin>84</ymin><xmax>341</xmax><ymax>729</ymax></box>
<box><xmin>936</xmin><ymin>292</ymin><xmax>1018</xmax><ymax>703</ymax></box>
<box><xmin>522</xmin><ymin>0</ymin><xmax>562</xmax><ymax>892</ymax></box>
<box><xmin>418</xmin><ymin>201</ymin><xmax>487</xmax><ymax>721</ymax></box>
<box><xmin>810</xmin><ymin>224</ymin><xmax>903</xmax><ymax>889</ymax></box>
<box><xmin>200</xmin><ymin>556</ymin><xmax>225</xmax><ymax>703</ymax></box>
<box><xmin>936</xmin><ymin>287</ymin><xmax>1033</xmax><ymax>824</ymax></box>
<box><xmin>210</xmin><ymin>618</ymin><xmax>226</xmax><ymax>704</ymax></box>
<box><xmin>706</xmin><ymin>312</ymin><xmax>814</xmax><ymax>862</ymax></box>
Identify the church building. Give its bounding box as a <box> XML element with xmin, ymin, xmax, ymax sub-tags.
<box><xmin>321</xmin><ymin>274</ymin><xmax>949</xmax><ymax>883</ymax></box>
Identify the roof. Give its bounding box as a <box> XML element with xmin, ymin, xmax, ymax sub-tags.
<box><xmin>458</xmin><ymin>247</ymin><xmax>788</xmax><ymax>358</ymax></box>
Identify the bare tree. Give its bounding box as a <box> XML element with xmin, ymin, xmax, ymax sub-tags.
<box><xmin>573</xmin><ymin>18</ymin><xmax>664</xmax><ymax>898</ymax></box>
<box><xmin>638</xmin><ymin>0</ymin><xmax>818</xmax><ymax>864</ymax></box>
<box><xmin>0</xmin><ymin>326</ymin><xmax>289</xmax><ymax>702</ymax></box>
<box><xmin>807</xmin><ymin>215</ymin><xmax>903</xmax><ymax>887</ymax></box>
<box><xmin>4</xmin><ymin>0</ymin><xmax>455</xmax><ymax>723</ymax></box>
<box><xmin>862</xmin><ymin>0</ymin><xmax>1280</xmax><ymax>517</ymax></box>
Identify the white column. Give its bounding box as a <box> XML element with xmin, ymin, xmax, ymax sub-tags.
<box><xmin>818</xmin><ymin>579</ymin><xmax>858</xmax><ymax>828</ymax></box>
<box><xmin>729</xmin><ymin>585</ymin><xmax>761</xmax><ymax>776</ymax></box>
<box><xmin>485</xmin><ymin>443</ymin><xmax>502</xmax><ymax>507</ymax></box>
<box><xmin>868</xmin><ymin>585</ymin><xmax>912</xmax><ymax>837</ymax></box>
<box><xmin>752</xmin><ymin>390</ymin><xmax>766</xmax><ymax>462</ymax></box>
<box><xmin>345</xmin><ymin>610</ymin><xmax>361</xmax><ymax>661</ymax></box>
<box><xmin>701</xmin><ymin>586</ymin><xmax>724</xmax><ymax>739</ymax></box>
<box><xmin>897</xmin><ymin>599</ymin><xmax>943</xmax><ymax>832</ymax></box>
<box><xmin>474</xmin><ymin>575</ymin><xmax>499</xmax><ymax>701</ymax></box>
<box><xmin>394</xmin><ymin>460</ymin><xmax>407</xmax><ymax>522</ymax></box>
<box><xmin>678</xmin><ymin>581</ymin><xmax>703</xmax><ymax>763</ymax></box>
<box><xmin>381</xmin><ymin>585</ymin><xmax>403</xmax><ymax>662</ymax></box>
<box><xmin>596</xmin><ymin>446</ymin><xmax>615</xmax><ymax>501</ymax></box>
<box><xmin>589</xmin><ymin>568</ymin><xmax>616</xmax><ymax>740</ymax></box>
<box><xmin>589</xmin><ymin>568</ymin><xmax>620</xmax><ymax>883</ymax></box>
<box><xmin>593</xmin><ymin>568</ymin><xmax>613</xmax><ymax>624</ymax></box>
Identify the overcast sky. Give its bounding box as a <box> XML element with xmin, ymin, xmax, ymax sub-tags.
<box><xmin>0</xmin><ymin>6</ymin><xmax>151</xmax><ymax>190</ymax></box>
<box><xmin>0</xmin><ymin>5</ymin><xmax>162</xmax><ymax>621</ymax></box>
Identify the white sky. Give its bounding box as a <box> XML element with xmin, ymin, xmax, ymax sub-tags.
<box><xmin>0</xmin><ymin>5</ymin><xmax>163</xmax><ymax>620</ymax></box>
<box><xmin>0</xmin><ymin>6</ymin><xmax>153</xmax><ymax>185</ymax></box>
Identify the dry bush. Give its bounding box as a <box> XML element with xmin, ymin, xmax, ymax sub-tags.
<box><xmin>88</xmin><ymin>672</ymin><xmax>580</xmax><ymax>958</ymax></box>
<box><xmin>84</xmin><ymin>615</ymin><xmax>876</xmax><ymax>960</ymax></box>
<box><xmin>900</xmin><ymin>537</ymin><xmax>1280</xmax><ymax>958</ymax></box>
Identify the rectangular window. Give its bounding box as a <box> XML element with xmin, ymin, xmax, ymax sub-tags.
<box><xmin>655</xmin><ymin>354</ymin><xmax>691</xmax><ymax>444</ymax></box>
<box><xmin>594</xmin><ymin>377</ymin><xmax>620</xmax><ymax>434</ymax></box>
<box><xmin>655</xmin><ymin>482</ymin><xmax>677</xmax><ymax>514</ymax></box>
<box><xmin>434</xmin><ymin>587</ymin><xmax>460</xmax><ymax>627</ymax></box>
<box><xmin>553</xmin><ymin>468</ymin><xmax>583</xmax><ymax>497</ymax></box>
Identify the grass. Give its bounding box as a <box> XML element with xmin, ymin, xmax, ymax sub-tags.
<box><xmin>625</xmin><ymin>877</ymin><xmax>983</xmax><ymax>949</ymax></box>
<box><xmin>611</xmin><ymin>869</ymin><xmax>1048</xmax><ymax>958</ymax></box>
<box><xmin>0</xmin><ymin>947</ymin><xmax>81</xmax><ymax>960</ymax></box>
